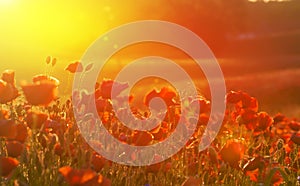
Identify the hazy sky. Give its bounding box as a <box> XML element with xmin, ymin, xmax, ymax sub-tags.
<box><xmin>0</xmin><ymin>0</ymin><xmax>128</xmax><ymax>80</ymax></box>
<box><xmin>0</xmin><ymin>0</ymin><xmax>203</xmax><ymax>83</ymax></box>
<box><xmin>0</xmin><ymin>0</ymin><xmax>292</xmax><ymax>83</ymax></box>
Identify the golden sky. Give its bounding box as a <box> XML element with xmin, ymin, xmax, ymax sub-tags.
<box><xmin>0</xmin><ymin>0</ymin><xmax>132</xmax><ymax>81</ymax></box>
<box><xmin>0</xmin><ymin>0</ymin><xmax>204</xmax><ymax>86</ymax></box>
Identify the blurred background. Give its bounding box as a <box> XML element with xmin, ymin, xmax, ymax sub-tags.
<box><xmin>0</xmin><ymin>0</ymin><xmax>299</xmax><ymax>116</ymax></box>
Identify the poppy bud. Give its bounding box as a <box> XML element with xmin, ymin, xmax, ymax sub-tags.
<box><xmin>0</xmin><ymin>157</ymin><xmax>19</xmax><ymax>177</ymax></box>
<box><xmin>45</xmin><ymin>56</ymin><xmax>51</xmax><ymax>64</ymax></box>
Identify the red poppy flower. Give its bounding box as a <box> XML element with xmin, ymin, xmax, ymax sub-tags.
<box><xmin>273</xmin><ymin>113</ymin><xmax>286</xmax><ymax>124</ymax></box>
<box><xmin>25</xmin><ymin>111</ymin><xmax>48</xmax><ymax>129</ymax></box>
<box><xmin>150</xmin><ymin>125</ymin><xmax>166</xmax><ymax>141</ymax></box>
<box><xmin>146</xmin><ymin>163</ymin><xmax>162</xmax><ymax>174</ymax></box>
<box><xmin>241</xmin><ymin>93</ymin><xmax>258</xmax><ymax>111</ymax></box>
<box><xmin>131</xmin><ymin>131</ymin><xmax>154</xmax><ymax>146</ymax></box>
<box><xmin>59</xmin><ymin>166</ymin><xmax>96</xmax><ymax>185</ymax></box>
<box><xmin>243</xmin><ymin>156</ymin><xmax>263</xmax><ymax>172</ymax></box>
<box><xmin>44</xmin><ymin>119</ymin><xmax>66</xmax><ymax>134</ymax></box>
<box><xmin>191</xmin><ymin>97</ymin><xmax>211</xmax><ymax>114</ymax></box>
<box><xmin>32</xmin><ymin>74</ymin><xmax>60</xmax><ymax>86</ymax></box>
<box><xmin>227</xmin><ymin>91</ymin><xmax>258</xmax><ymax>112</ymax></box>
<box><xmin>240</xmin><ymin>109</ymin><xmax>258</xmax><ymax>130</ymax></box>
<box><xmin>0</xmin><ymin>80</ymin><xmax>5</xmax><ymax>93</ymax></box>
<box><xmin>0</xmin><ymin>109</ymin><xmax>9</xmax><ymax>119</ymax></box>
<box><xmin>290</xmin><ymin>133</ymin><xmax>300</xmax><ymax>145</ymax></box>
<box><xmin>256</xmin><ymin>112</ymin><xmax>273</xmax><ymax>131</ymax></box>
<box><xmin>0</xmin><ymin>119</ymin><xmax>17</xmax><ymax>139</ymax></box>
<box><xmin>198</xmin><ymin>113</ymin><xmax>209</xmax><ymax>126</ymax></box>
<box><xmin>65</xmin><ymin>61</ymin><xmax>83</xmax><ymax>73</ymax></box>
<box><xmin>91</xmin><ymin>153</ymin><xmax>110</xmax><ymax>172</ymax></box>
<box><xmin>220</xmin><ymin>140</ymin><xmax>245</xmax><ymax>168</ymax></box>
<box><xmin>0</xmin><ymin>156</ymin><xmax>19</xmax><ymax>177</ymax></box>
<box><xmin>186</xmin><ymin>161</ymin><xmax>198</xmax><ymax>176</ymax></box>
<box><xmin>144</xmin><ymin>87</ymin><xmax>177</xmax><ymax>107</ymax></box>
<box><xmin>6</xmin><ymin>141</ymin><xmax>25</xmax><ymax>158</ymax></box>
<box><xmin>245</xmin><ymin>169</ymin><xmax>259</xmax><ymax>182</ymax></box>
<box><xmin>96</xmin><ymin>98</ymin><xmax>112</xmax><ymax>113</ymax></box>
<box><xmin>1</xmin><ymin>69</ymin><xmax>15</xmax><ymax>85</ymax></box>
<box><xmin>0</xmin><ymin>80</ymin><xmax>19</xmax><ymax>104</ymax></box>
<box><xmin>54</xmin><ymin>143</ymin><xmax>75</xmax><ymax>157</ymax></box>
<box><xmin>271</xmin><ymin>170</ymin><xmax>284</xmax><ymax>186</ymax></box>
<box><xmin>54</xmin><ymin>143</ymin><xmax>63</xmax><ymax>156</ymax></box>
<box><xmin>226</xmin><ymin>91</ymin><xmax>242</xmax><ymax>104</ymax></box>
<box><xmin>59</xmin><ymin>166</ymin><xmax>111</xmax><ymax>186</ymax></box>
<box><xmin>11</xmin><ymin>124</ymin><xmax>28</xmax><ymax>143</ymax></box>
<box><xmin>97</xmin><ymin>79</ymin><xmax>129</xmax><ymax>99</ymax></box>
<box><xmin>289</xmin><ymin>121</ymin><xmax>300</xmax><ymax>131</ymax></box>
<box><xmin>21</xmin><ymin>78</ymin><xmax>58</xmax><ymax>106</ymax></box>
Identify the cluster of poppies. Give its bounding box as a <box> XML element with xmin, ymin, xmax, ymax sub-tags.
<box><xmin>0</xmin><ymin>60</ymin><xmax>299</xmax><ymax>185</ymax></box>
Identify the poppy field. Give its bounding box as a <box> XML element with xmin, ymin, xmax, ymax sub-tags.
<box><xmin>0</xmin><ymin>58</ymin><xmax>299</xmax><ymax>186</ymax></box>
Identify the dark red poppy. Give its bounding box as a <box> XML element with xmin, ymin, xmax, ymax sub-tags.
<box><xmin>240</xmin><ymin>109</ymin><xmax>258</xmax><ymax>130</ymax></box>
<box><xmin>190</xmin><ymin>97</ymin><xmax>211</xmax><ymax>114</ymax></box>
<box><xmin>11</xmin><ymin>124</ymin><xmax>28</xmax><ymax>143</ymax></box>
<box><xmin>25</xmin><ymin>111</ymin><xmax>48</xmax><ymax>129</ymax></box>
<box><xmin>243</xmin><ymin>156</ymin><xmax>263</xmax><ymax>172</ymax></box>
<box><xmin>159</xmin><ymin>87</ymin><xmax>177</xmax><ymax>106</ymax></box>
<box><xmin>241</xmin><ymin>93</ymin><xmax>258</xmax><ymax>111</ymax></box>
<box><xmin>145</xmin><ymin>154</ymin><xmax>163</xmax><ymax>173</ymax></box>
<box><xmin>273</xmin><ymin>113</ymin><xmax>286</xmax><ymax>124</ymax></box>
<box><xmin>144</xmin><ymin>87</ymin><xmax>177</xmax><ymax>107</ymax></box>
<box><xmin>131</xmin><ymin>131</ymin><xmax>153</xmax><ymax>146</ymax></box>
<box><xmin>0</xmin><ymin>119</ymin><xmax>17</xmax><ymax>139</ymax></box>
<box><xmin>150</xmin><ymin>125</ymin><xmax>166</xmax><ymax>141</ymax></box>
<box><xmin>6</xmin><ymin>141</ymin><xmax>25</xmax><ymax>158</ymax></box>
<box><xmin>289</xmin><ymin>121</ymin><xmax>300</xmax><ymax>131</ymax></box>
<box><xmin>65</xmin><ymin>61</ymin><xmax>83</xmax><ymax>73</ymax></box>
<box><xmin>256</xmin><ymin>112</ymin><xmax>273</xmax><ymax>131</ymax></box>
<box><xmin>91</xmin><ymin>153</ymin><xmax>110</xmax><ymax>172</ymax></box>
<box><xmin>0</xmin><ymin>156</ymin><xmax>19</xmax><ymax>177</ymax></box>
<box><xmin>220</xmin><ymin>140</ymin><xmax>245</xmax><ymax>168</ymax></box>
<box><xmin>97</xmin><ymin>79</ymin><xmax>128</xmax><ymax>99</ymax></box>
<box><xmin>54</xmin><ymin>143</ymin><xmax>63</xmax><ymax>156</ymax></box>
<box><xmin>54</xmin><ymin>143</ymin><xmax>75</xmax><ymax>157</ymax></box>
<box><xmin>44</xmin><ymin>119</ymin><xmax>66</xmax><ymax>134</ymax></box>
<box><xmin>198</xmin><ymin>113</ymin><xmax>209</xmax><ymax>126</ymax></box>
<box><xmin>290</xmin><ymin>133</ymin><xmax>300</xmax><ymax>145</ymax></box>
<box><xmin>226</xmin><ymin>90</ymin><xmax>242</xmax><ymax>104</ymax></box>
<box><xmin>96</xmin><ymin>98</ymin><xmax>112</xmax><ymax>113</ymax></box>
